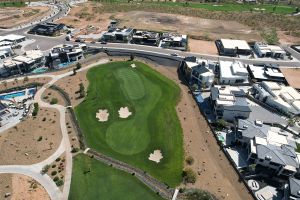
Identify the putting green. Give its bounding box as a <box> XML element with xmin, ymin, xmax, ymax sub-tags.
<box><xmin>75</xmin><ymin>61</ymin><xmax>183</xmax><ymax>186</ymax></box>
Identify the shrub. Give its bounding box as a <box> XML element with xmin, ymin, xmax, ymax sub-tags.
<box><xmin>55</xmin><ymin>157</ymin><xmax>61</xmax><ymax>162</ymax></box>
<box><xmin>32</xmin><ymin>103</ymin><xmax>39</xmax><ymax>116</ymax></box>
<box><xmin>52</xmin><ymin>164</ymin><xmax>56</xmax><ymax>168</ymax></box>
<box><xmin>184</xmin><ymin>188</ymin><xmax>216</xmax><ymax>200</ymax></box>
<box><xmin>50</xmin><ymin>98</ymin><xmax>58</xmax><ymax>105</ymax></box>
<box><xmin>76</xmin><ymin>62</ymin><xmax>82</xmax><ymax>70</ymax></box>
<box><xmin>185</xmin><ymin>156</ymin><xmax>194</xmax><ymax>165</ymax></box>
<box><xmin>56</xmin><ymin>179</ymin><xmax>64</xmax><ymax>186</ymax></box>
<box><xmin>53</xmin><ymin>176</ymin><xmax>59</xmax><ymax>182</ymax></box>
<box><xmin>41</xmin><ymin>164</ymin><xmax>50</xmax><ymax>174</ymax></box>
<box><xmin>37</xmin><ymin>136</ymin><xmax>43</xmax><ymax>141</ymax></box>
<box><xmin>71</xmin><ymin>147</ymin><xmax>79</xmax><ymax>153</ymax></box>
<box><xmin>182</xmin><ymin>168</ymin><xmax>197</xmax><ymax>184</ymax></box>
<box><xmin>51</xmin><ymin>171</ymin><xmax>57</xmax><ymax>176</ymax></box>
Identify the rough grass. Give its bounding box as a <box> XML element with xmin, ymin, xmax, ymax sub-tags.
<box><xmin>75</xmin><ymin>61</ymin><xmax>183</xmax><ymax>186</ymax></box>
<box><xmin>91</xmin><ymin>1</ymin><xmax>300</xmax><ymax>33</ymax></box>
<box><xmin>0</xmin><ymin>2</ymin><xmax>25</xmax><ymax>7</ymax></box>
<box><xmin>69</xmin><ymin>154</ymin><xmax>164</xmax><ymax>200</ymax></box>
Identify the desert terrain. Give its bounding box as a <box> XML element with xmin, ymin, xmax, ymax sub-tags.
<box><xmin>0</xmin><ymin>107</ymin><xmax>62</xmax><ymax>165</ymax></box>
<box><xmin>0</xmin><ymin>6</ymin><xmax>51</xmax><ymax>29</ymax></box>
<box><xmin>0</xmin><ymin>173</ymin><xmax>49</xmax><ymax>200</ymax></box>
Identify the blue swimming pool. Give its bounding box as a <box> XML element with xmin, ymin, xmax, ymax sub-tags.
<box><xmin>0</xmin><ymin>88</ymin><xmax>36</xmax><ymax>100</ymax></box>
<box><xmin>57</xmin><ymin>62</ymin><xmax>74</xmax><ymax>69</ymax></box>
<box><xmin>32</xmin><ymin>67</ymin><xmax>49</xmax><ymax>74</ymax></box>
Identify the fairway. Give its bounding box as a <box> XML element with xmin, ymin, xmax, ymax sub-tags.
<box><xmin>75</xmin><ymin>61</ymin><xmax>183</xmax><ymax>186</ymax></box>
<box><xmin>69</xmin><ymin>154</ymin><xmax>164</xmax><ymax>200</ymax></box>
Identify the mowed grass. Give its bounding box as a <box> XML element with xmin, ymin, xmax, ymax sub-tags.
<box><xmin>69</xmin><ymin>154</ymin><xmax>164</xmax><ymax>200</ymax></box>
<box><xmin>0</xmin><ymin>2</ymin><xmax>25</xmax><ymax>7</ymax></box>
<box><xmin>75</xmin><ymin>61</ymin><xmax>183</xmax><ymax>186</ymax></box>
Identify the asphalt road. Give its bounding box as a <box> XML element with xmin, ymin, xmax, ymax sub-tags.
<box><xmin>0</xmin><ymin>2</ymin><xmax>300</xmax><ymax>68</ymax></box>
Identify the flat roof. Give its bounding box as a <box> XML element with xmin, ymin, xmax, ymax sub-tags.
<box><xmin>0</xmin><ymin>34</ymin><xmax>26</xmax><ymax>42</ymax></box>
<box><xmin>220</xmin><ymin>61</ymin><xmax>248</xmax><ymax>79</ymax></box>
<box><xmin>248</xmin><ymin>65</ymin><xmax>284</xmax><ymax>80</ymax></box>
<box><xmin>220</xmin><ymin>39</ymin><xmax>251</xmax><ymax>50</ymax></box>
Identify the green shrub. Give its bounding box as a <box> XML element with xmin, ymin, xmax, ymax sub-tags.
<box><xmin>41</xmin><ymin>164</ymin><xmax>50</xmax><ymax>174</ymax></box>
<box><xmin>32</xmin><ymin>103</ymin><xmax>39</xmax><ymax>116</ymax></box>
<box><xmin>185</xmin><ymin>156</ymin><xmax>194</xmax><ymax>165</ymax></box>
<box><xmin>56</xmin><ymin>179</ymin><xmax>64</xmax><ymax>186</ymax></box>
<box><xmin>50</xmin><ymin>98</ymin><xmax>58</xmax><ymax>105</ymax></box>
<box><xmin>51</xmin><ymin>171</ymin><xmax>57</xmax><ymax>176</ymax></box>
<box><xmin>53</xmin><ymin>176</ymin><xmax>59</xmax><ymax>182</ymax></box>
<box><xmin>37</xmin><ymin>136</ymin><xmax>43</xmax><ymax>141</ymax></box>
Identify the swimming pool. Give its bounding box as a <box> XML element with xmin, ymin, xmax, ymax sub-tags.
<box><xmin>32</xmin><ymin>67</ymin><xmax>49</xmax><ymax>74</ymax></box>
<box><xmin>0</xmin><ymin>88</ymin><xmax>36</xmax><ymax>100</ymax></box>
<box><xmin>57</xmin><ymin>62</ymin><xmax>74</xmax><ymax>69</ymax></box>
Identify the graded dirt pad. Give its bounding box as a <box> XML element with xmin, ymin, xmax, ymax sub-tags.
<box><xmin>0</xmin><ymin>108</ymin><xmax>62</xmax><ymax>165</ymax></box>
<box><xmin>0</xmin><ymin>173</ymin><xmax>12</xmax><ymax>199</ymax></box>
<box><xmin>0</xmin><ymin>6</ymin><xmax>51</xmax><ymax>29</ymax></box>
<box><xmin>277</xmin><ymin>31</ymin><xmax>300</xmax><ymax>44</ymax></box>
<box><xmin>188</xmin><ymin>39</ymin><xmax>218</xmax><ymax>55</ymax></box>
<box><xmin>280</xmin><ymin>68</ymin><xmax>300</xmax><ymax>89</ymax></box>
<box><xmin>114</xmin><ymin>11</ymin><xmax>260</xmax><ymax>41</ymax></box>
<box><xmin>142</xmin><ymin>60</ymin><xmax>252</xmax><ymax>200</ymax></box>
<box><xmin>57</xmin><ymin>2</ymin><xmax>110</xmax><ymax>32</ymax></box>
<box><xmin>0</xmin><ymin>77</ymin><xmax>51</xmax><ymax>92</ymax></box>
<box><xmin>11</xmin><ymin>174</ymin><xmax>50</xmax><ymax>200</ymax></box>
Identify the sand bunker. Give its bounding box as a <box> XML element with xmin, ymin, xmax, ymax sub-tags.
<box><xmin>148</xmin><ymin>150</ymin><xmax>163</xmax><ymax>163</ymax></box>
<box><xmin>118</xmin><ymin>107</ymin><xmax>132</xmax><ymax>118</ymax></box>
<box><xmin>96</xmin><ymin>109</ymin><xmax>109</xmax><ymax>122</ymax></box>
<box><xmin>131</xmin><ymin>63</ymin><xmax>136</xmax><ymax>68</ymax></box>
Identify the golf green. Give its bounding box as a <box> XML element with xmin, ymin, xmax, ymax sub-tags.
<box><xmin>69</xmin><ymin>154</ymin><xmax>164</xmax><ymax>200</ymax></box>
<box><xmin>75</xmin><ymin>61</ymin><xmax>183</xmax><ymax>186</ymax></box>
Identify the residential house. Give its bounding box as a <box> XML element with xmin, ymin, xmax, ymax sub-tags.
<box><xmin>286</xmin><ymin>177</ymin><xmax>300</xmax><ymax>200</ymax></box>
<box><xmin>49</xmin><ymin>44</ymin><xmax>85</xmax><ymax>64</ymax></box>
<box><xmin>1</xmin><ymin>50</ymin><xmax>44</xmax><ymax>76</ymax></box>
<box><xmin>28</xmin><ymin>23</ymin><xmax>66</xmax><ymax>36</ymax></box>
<box><xmin>0</xmin><ymin>46</ymin><xmax>13</xmax><ymax>60</ymax></box>
<box><xmin>252</xmin><ymin>81</ymin><xmax>300</xmax><ymax>115</ymax></box>
<box><xmin>247</xmin><ymin>64</ymin><xmax>286</xmax><ymax>83</ymax></box>
<box><xmin>210</xmin><ymin>85</ymin><xmax>251</xmax><ymax>121</ymax></box>
<box><xmin>159</xmin><ymin>33</ymin><xmax>187</xmax><ymax>51</ymax></box>
<box><xmin>179</xmin><ymin>56</ymin><xmax>216</xmax><ymax>88</ymax></box>
<box><xmin>237</xmin><ymin>119</ymin><xmax>299</xmax><ymax>177</ymax></box>
<box><xmin>102</xmin><ymin>28</ymin><xmax>134</xmax><ymax>43</ymax></box>
<box><xmin>216</xmin><ymin>39</ymin><xmax>252</xmax><ymax>56</ymax></box>
<box><xmin>254</xmin><ymin>42</ymin><xmax>287</xmax><ymax>59</ymax></box>
<box><xmin>0</xmin><ymin>34</ymin><xmax>26</xmax><ymax>44</ymax></box>
<box><xmin>219</xmin><ymin>61</ymin><xmax>249</xmax><ymax>85</ymax></box>
<box><xmin>131</xmin><ymin>31</ymin><xmax>160</xmax><ymax>46</ymax></box>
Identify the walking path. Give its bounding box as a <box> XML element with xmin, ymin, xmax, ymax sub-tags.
<box><xmin>0</xmin><ymin>58</ymin><xmax>109</xmax><ymax>200</ymax></box>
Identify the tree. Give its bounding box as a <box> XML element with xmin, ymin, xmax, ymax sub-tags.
<box><xmin>185</xmin><ymin>156</ymin><xmax>194</xmax><ymax>165</ymax></box>
<box><xmin>79</xmin><ymin>83</ymin><xmax>85</xmax><ymax>98</ymax></box>
<box><xmin>76</xmin><ymin>62</ymin><xmax>82</xmax><ymax>70</ymax></box>
<box><xmin>184</xmin><ymin>189</ymin><xmax>216</xmax><ymax>200</ymax></box>
<box><xmin>73</xmin><ymin>68</ymin><xmax>77</xmax><ymax>76</ymax></box>
<box><xmin>129</xmin><ymin>53</ymin><xmax>135</xmax><ymax>61</ymax></box>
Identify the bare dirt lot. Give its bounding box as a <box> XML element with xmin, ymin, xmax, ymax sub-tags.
<box><xmin>0</xmin><ymin>107</ymin><xmax>62</xmax><ymax>165</ymax></box>
<box><xmin>188</xmin><ymin>39</ymin><xmax>218</xmax><ymax>55</ymax></box>
<box><xmin>58</xmin><ymin>2</ymin><xmax>261</xmax><ymax>53</ymax></box>
<box><xmin>124</xmin><ymin>57</ymin><xmax>253</xmax><ymax>200</ymax></box>
<box><xmin>280</xmin><ymin>68</ymin><xmax>300</xmax><ymax>89</ymax></box>
<box><xmin>0</xmin><ymin>173</ymin><xmax>49</xmax><ymax>200</ymax></box>
<box><xmin>0</xmin><ymin>6</ymin><xmax>51</xmax><ymax>29</ymax></box>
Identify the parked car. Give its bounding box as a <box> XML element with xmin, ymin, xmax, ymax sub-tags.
<box><xmin>100</xmin><ymin>41</ymin><xmax>107</xmax><ymax>44</ymax></box>
<box><xmin>170</xmin><ymin>53</ymin><xmax>179</xmax><ymax>57</ymax></box>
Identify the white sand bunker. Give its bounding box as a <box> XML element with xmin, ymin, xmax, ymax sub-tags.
<box><xmin>118</xmin><ymin>107</ymin><xmax>132</xmax><ymax>118</ymax></box>
<box><xmin>131</xmin><ymin>63</ymin><xmax>136</xmax><ymax>68</ymax></box>
<box><xmin>148</xmin><ymin>150</ymin><xmax>163</xmax><ymax>163</ymax></box>
<box><xmin>96</xmin><ymin>109</ymin><xmax>109</xmax><ymax>122</ymax></box>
